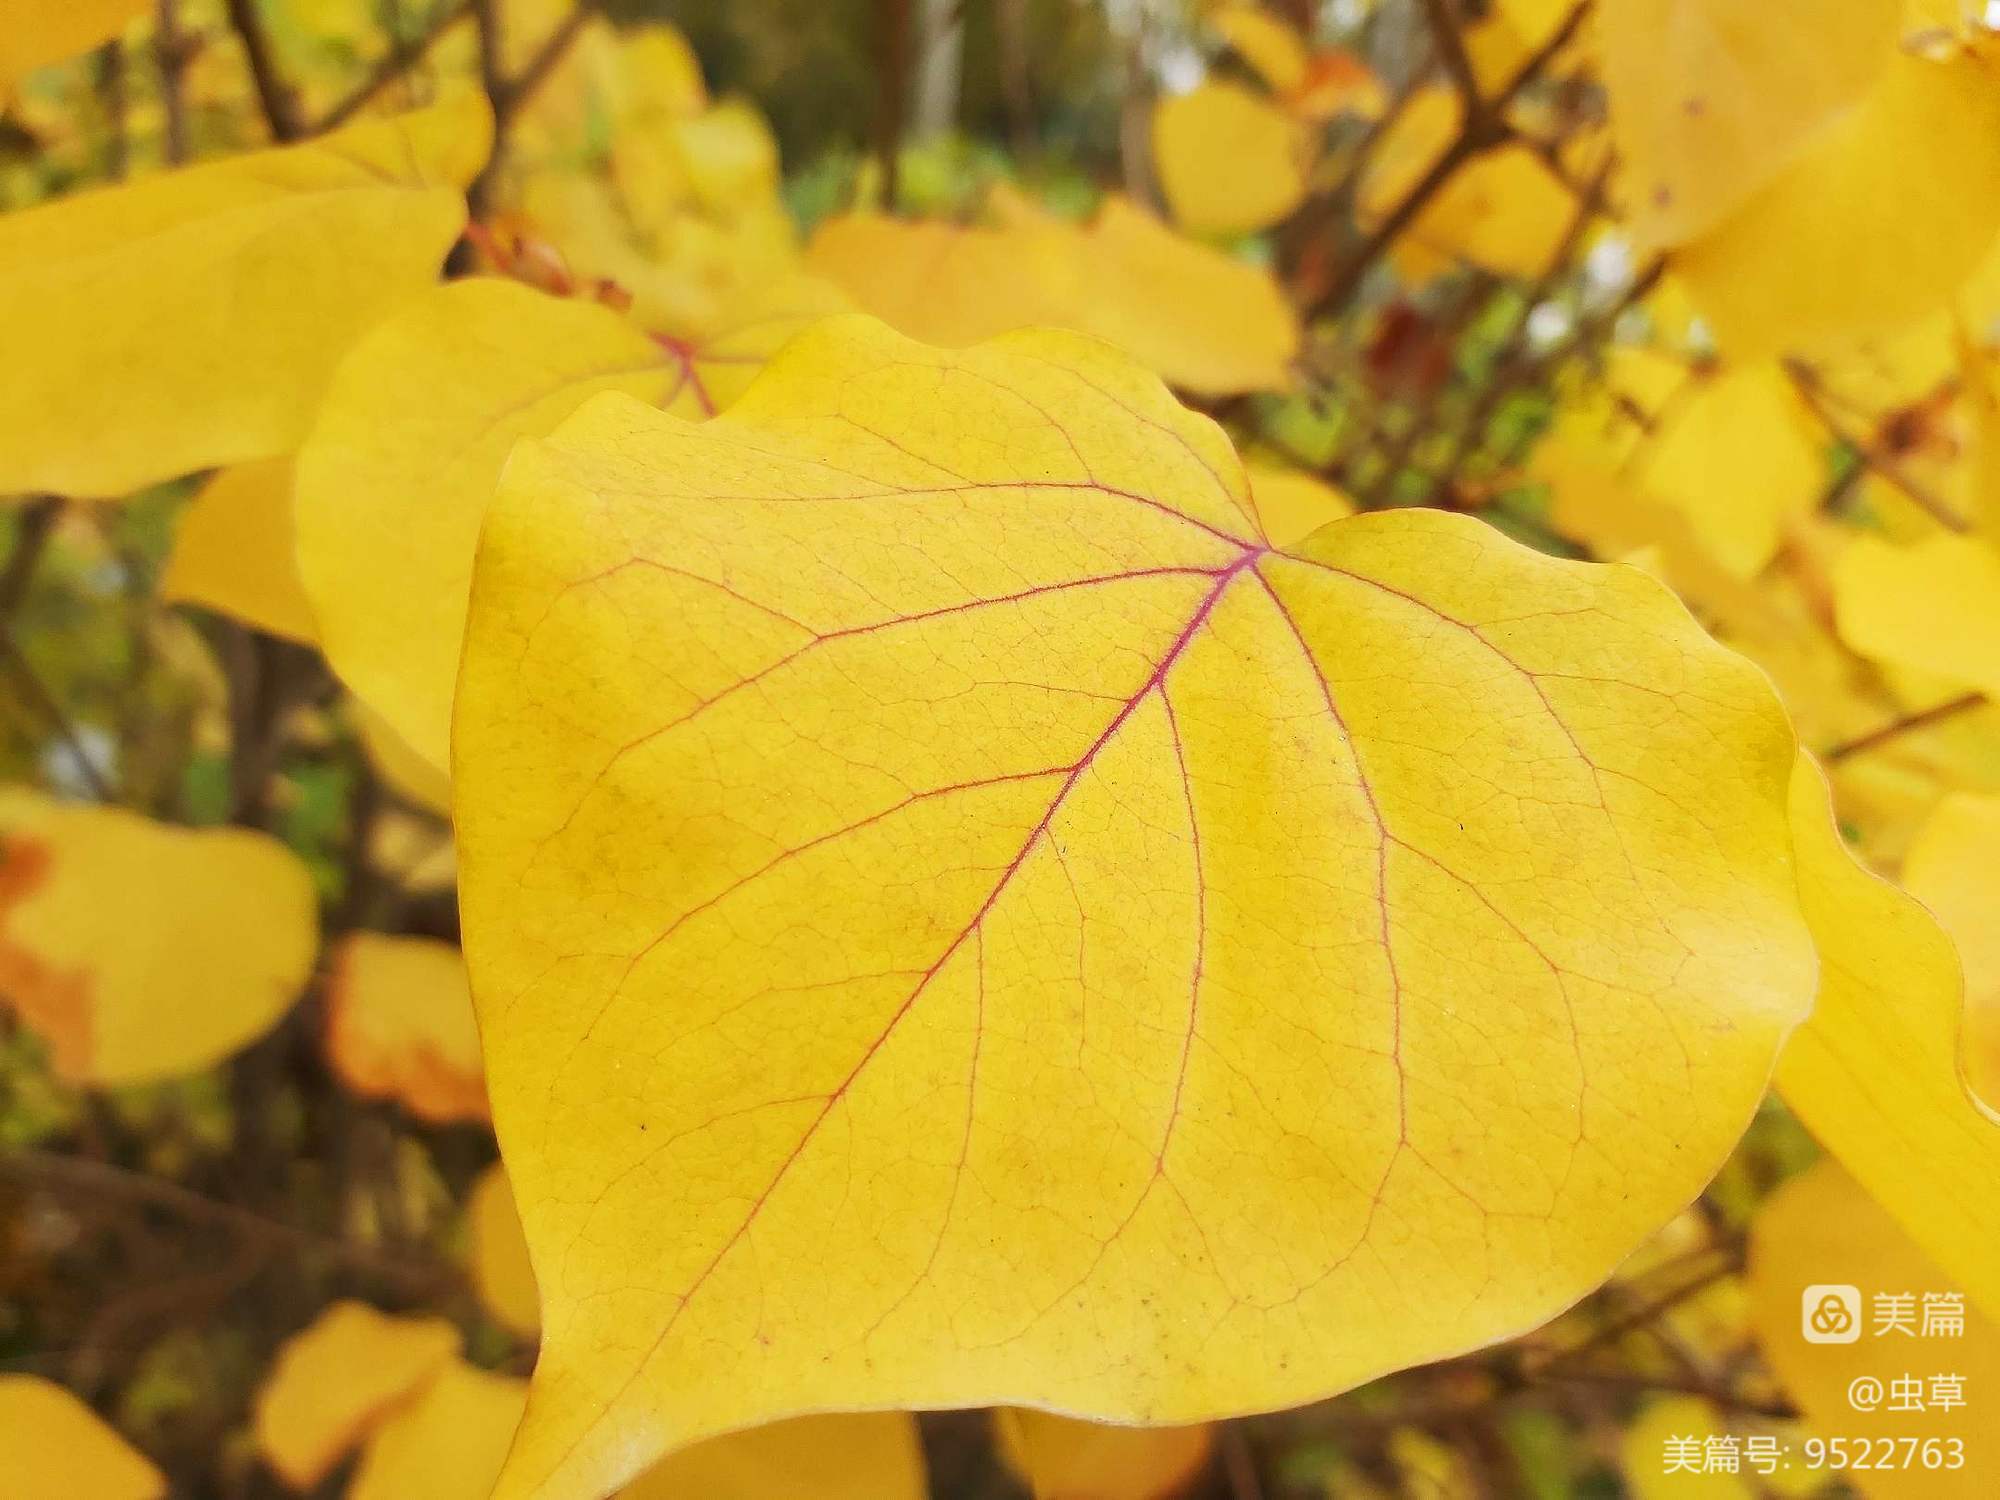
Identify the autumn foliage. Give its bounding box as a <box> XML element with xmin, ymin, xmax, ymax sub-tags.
<box><xmin>3</xmin><ymin>3</ymin><xmax>2000</xmax><ymax>1499</ymax></box>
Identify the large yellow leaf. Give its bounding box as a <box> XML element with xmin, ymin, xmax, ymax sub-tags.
<box><xmin>0</xmin><ymin>1375</ymin><xmax>165</xmax><ymax>1500</ymax></box>
<box><xmin>252</xmin><ymin>1300</ymin><xmax>461</xmax><ymax>1489</ymax></box>
<box><xmin>1675</xmin><ymin>44</ymin><xmax>2000</xmax><ymax>358</ymax></box>
<box><xmin>1749</xmin><ymin>1158</ymin><xmax>2000</xmax><ymax>1497</ymax></box>
<box><xmin>1833</xmin><ymin>534</ymin><xmax>2000</xmax><ymax>700</ymax></box>
<box><xmin>1776</xmin><ymin>759</ymin><xmax>2000</xmax><ymax>1323</ymax></box>
<box><xmin>0</xmin><ymin>792</ymin><xmax>316</xmax><ymax>1084</ymax></box>
<box><xmin>0</xmin><ymin>0</ymin><xmax>147</xmax><ymax>93</ymax></box>
<box><xmin>159</xmin><ymin>460</ymin><xmax>318</xmax><ymax>645</ymax></box>
<box><xmin>1902</xmin><ymin>792</ymin><xmax>2000</xmax><ymax>1110</ymax></box>
<box><xmin>324</xmin><ymin>932</ymin><xmax>487</xmax><ymax>1124</ymax></box>
<box><xmin>0</xmin><ymin>90</ymin><xmax>488</xmax><ymax>499</ymax></box>
<box><xmin>454</xmin><ymin>319</ymin><xmax>1816</xmax><ymax>1498</ymax></box>
<box><xmin>806</xmin><ymin>199</ymin><xmax>1298</xmax><ymax>394</ymax></box>
<box><xmin>1599</xmin><ymin>0</ymin><xmax>1899</xmax><ymax>249</ymax></box>
<box><xmin>295</xmin><ymin>279</ymin><xmax>674</xmax><ymax>771</ymax></box>
<box><xmin>1152</xmin><ymin>81</ymin><xmax>1310</xmax><ymax>237</ymax></box>
<box><xmin>995</xmin><ymin>1408</ymin><xmax>1213</xmax><ymax>1500</ymax></box>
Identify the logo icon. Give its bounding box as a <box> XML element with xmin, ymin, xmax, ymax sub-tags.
<box><xmin>1803</xmin><ymin>1284</ymin><xmax>1862</xmax><ymax>1343</ymax></box>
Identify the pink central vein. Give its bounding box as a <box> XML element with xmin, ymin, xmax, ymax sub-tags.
<box><xmin>634</xmin><ymin>548</ymin><xmax>1264</xmax><ymax>1343</ymax></box>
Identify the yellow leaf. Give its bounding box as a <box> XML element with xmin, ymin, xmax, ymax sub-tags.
<box><xmin>1152</xmin><ymin>81</ymin><xmax>1311</xmax><ymax>237</ymax></box>
<box><xmin>351</xmin><ymin>701</ymin><xmax>453</xmax><ymax>818</ymax></box>
<box><xmin>1599</xmin><ymin>0</ymin><xmax>1899</xmax><ymax>249</ymax></box>
<box><xmin>1356</xmin><ymin>89</ymin><xmax>1578</xmax><ymax>283</ymax></box>
<box><xmin>1676</xmin><ymin>45</ymin><xmax>2000</xmax><ymax>359</ymax></box>
<box><xmin>159</xmin><ymin>460</ymin><xmax>318</xmax><ymax>645</ymax></box>
<box><xmin>348</xmin><ymin>1358</ymin><xmax>925</xmax><ymax>1500</ymax></box>
<box><xmin>252</xmin><ymin>1300</ymin><xmax>461</xmax><ymax>1489</ymax></box>
<box><xmin>617</xmin><ymin>1413</ymin><xmax>928</xmax><ymax>1500</ymax></box>
<box><xmin>1833</xmin><ymin>534</ymin><xmax>2000</xmax><ymax>700</ymax></box>
<box><xmin>324</xmin><ymin>933</ymin><xmax>487</xmax><ymax>1124</ymax></box>
<box><xmin>454</xmin><ymin>319</ymin><xmax>1816</xmax><ymax>1498</ymax></box>
<box><xmin>995</xmin><ymin>1408</ymin><xmax>1213</xmax><ymax>1500</ymax></box>
<box><xmin>1051</xmin><ymin>197</ymin><xmax>1301</xmax><ymax>394</ymax></box>
<box><xmin>1776</xmin><ymin>758</ymin><xmax>2000</xmax><ymax>1323</ymax></box>
<box><xmin>1210</xmin><ymin>6</ymin><xmax>1307</xmax><ymax>94</ymax></box>
<box><xmin>0</xmin><ymin>1375</ymin><xmax>165</xmax><ymax>1500</ymax></box>
<box><xmin>467</xmin><ymin>1163</ymin><xmax>541</xmax><ymax>1338</ymax></box>
<box><xmin>0</xmin><ymin>90</ymin><xmax>488</xmax><ymax>499</ymax></box>
<box><xmin>1244</xmin><ymin>460</ymin><xmax>1353</xmax><ymax>548</ymax></box>
<box><xmin>0</xmin><ymin>0</ymin><xmax>146</xmax><ymax>93</ymax></box>
<box><xmin>295</xmin><ymin>278</ymin><xmax>674</xmax><ymax>772</ymax></box>
<box><xmin>0</xmin><ymin>791</ymin><xmax>316</xmax><ymax>1084</ymax></box>
<box><xmin>806</xmin><ymin>199</ymin><xmax>1299</xmax><ymax>395</ymax></box>
<box><xmin>1902</xmin><ymin>792</ymin><xmax>2000</xmax><ymax>1111</ymax></box>
<box><xmin>1627</xmin><ymin>361</ymin><xmax>1825</xmax><ymax>578</ymax></box>
<box><xmin>346</xmin><ymin>1360</ymin><xmax>527</xmax><ymax>1500</ymax></box>
<box><xmin>1749</xmin><ymin>1158</ymin><xmax>2000</xmax><ymax>1497</ymax></box>
<box><xmin>1619</xmin><ymin>1396</ymin><xmax>1779</xmax><ymax>1500</ymax></box>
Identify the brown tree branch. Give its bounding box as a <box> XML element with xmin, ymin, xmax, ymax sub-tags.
<box><xmin>224</xmin><ymin>0</ymin><xmax>305</xmax><ymax>141</ymax></box>
<box><xmin>317</xmin><ymin>0</ymin><xmax>477</xmax><ymax>132</ymax></box>
<box><xmin>1311</xmin><ymin>1</ymin><xmax>1592</xmax><ymax>317</ymax></box>
<box><xmin>1823</xmin><ymin>693</ymin><xmax>1988</xmax><ymax>762</ymax></box>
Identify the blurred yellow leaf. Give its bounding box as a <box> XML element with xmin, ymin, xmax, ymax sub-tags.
<box><xmin>1621</xmin><ymin>1396</ymin><xmax>1778</xmax><ymax>1499</ymax></box>
<box><xmin>1626</xmin><ymin>360</ymin><xmax>1825</xmax><ymax>578</ymax></box>
<box><xmin>1600</xmin><ymin>0</ymin><xmax>1899</xmax><ymax>249</ymax></box>
<box><xmin>346</xmin><ymin>1359</ymin><xmax>526</xmax><ymax>1500</ymax></box>
<box><xmin>159</xmin><ymin>459</ymin><xmax>317</xmax><ymax>645</ymax></box>
<box><xmin>253</xmin><ymin>1300</ymin><xmax>461</xmax><ymax>1489</ymax></box>
<box><xmin>1902</xmin><ymin>791</ymin><xmax>2000</xmax><ymax>1111</ymax></box>
<box><xmin>454</xmin><ymin>318</ymin><xmax>1815</xmax><ymax>1498</ymax></box>
<box><xmin>1833</xmin><ymin>534</ymin><xmax>2000</xmax><ymax>700</ymax></box>
<box><xmin>0</xmin><ymin>90</ymin><xmax>489</xmax><ymax>498</ymax></box>
<box><xmin>1210</xmin><ymin>6</ymin><xmax>1306</xmax><ymax>94</ymax></box>
<box><xmin>1356</xmin><ymin>89</ymin><xmax>1578</xmax><ymax>283</ymax></box>
<box><xmin>995</xmin><ymin>1409</ymin><xmax>1213</xmax><ymax>1500</ymax></box>
<box><xmin>296</xmin><ymin>278</ymin><xmax>673</xmax><ymax>772</ymax></box>
<box><xmin>1152</xmin><ymin>81</ymin><xmax>1310</xmax><ymax>237</ymax></box>
<box><xmin>0</xmin><ymin>791</ymin><xmax>316</xmax><ymax>1084</ymax></box>
<box><xmin>0</xmin><ymin>0</ymin><xmax>146</xmax><ymax>93</ymax></box>
<box><xmin>1243</xmin><ymin>460</ymin><xmax>1353</xmax><ymax>547</ymax></box>
<box><xmin>1776</xmin><ymin>758</ymin><xmax>2000</xmax><ymax>1323</ymax></box>
<box><xmin>618</xmin><ymin>1413</ymin><xmax>928</xmax><ymax>1500</ymax></box>
<box><xmin>1676</xmin><ymin>45</ymin><xmax>2000</xmax><ymax>358</ymax></box>
<box><xmin>1749</xmin><ymin>1158</ymin><xmax>2000</xmax><ymax>1497</ymax></box>
<box><xmin>807</xmin><ymin>198</ymin><xmax>1299</xmax><ymax>394</ymax></box>
<box><xmin>325</xmin><ymin>932</ymin><xmax>487</xmax><ymax>1124</ymax></box>
<box><xmin>0</xmin><ymin>1375</ymin><xmax>165</xmax><ymax>1500</ymax></box>
<box><xmin>351</xmin><ymin>701</ymin><xmax>452</xmax><ymax>817</ymax></box>
<box><xmin>467</xmin><ymin>1163</ymin><xmax>540</xmax><ymax>1338</ymax></box>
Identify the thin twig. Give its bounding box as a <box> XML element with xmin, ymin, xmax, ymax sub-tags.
<box><xmin>0</xmin><ymin>1146</ymin><xmax>454</xmax><ymax>1292</ymax></box>
<box><xmin>0</xmin><ymin>497</ymin><xmax>61</xmax><ymax>623</ymax></box>
<box><xmin>876</xmin><ymin>0</ymin><xmax>914</xmax><ymax>209</ymax></box>
<box><xmin>1219</xmin><ymin>1422</ymin><xmax>1265</xmax><ymax>1500</ymax></box>
<box><xmin>153</xmin><ymin>0</ymin><xmax>192</xmax><ymax>163</ymax></box>
<box><xmin>1786</xmin><ymin>360</ymin><xmax>1969</xmax><ymax>534</ymax></box>
<box><xmin>1823</xmin><ymin>693</ymin><xmax>1988</xmax><ymax>762</ymax></box>
<box><xmin>1312</xmin><ymin>0</ymin><xmax>1592</xmax><ymax>316</ymax></box>
<box><xmin>1418</xmin><ymin>0</ymin><xmax>1482</xmax><ymax>113</ymax></box>
<box><xmin>317</xmin><ymin>0</ymin><xmax>477</xmax><ymax>132</ymax></box>
<box><xmin>224</xmin><ymin>0</ymin><xmax>305</xmax><ymax>141</ymax></box>
<box><xmin>0</xmin><ymin>633</ymin><xmax>113</xmax><ymax>799</ymax></box>
<box><xmin>464</xmin><ymin>0</ymin><xmax>598</xmax><ymax>215</ymax></box>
